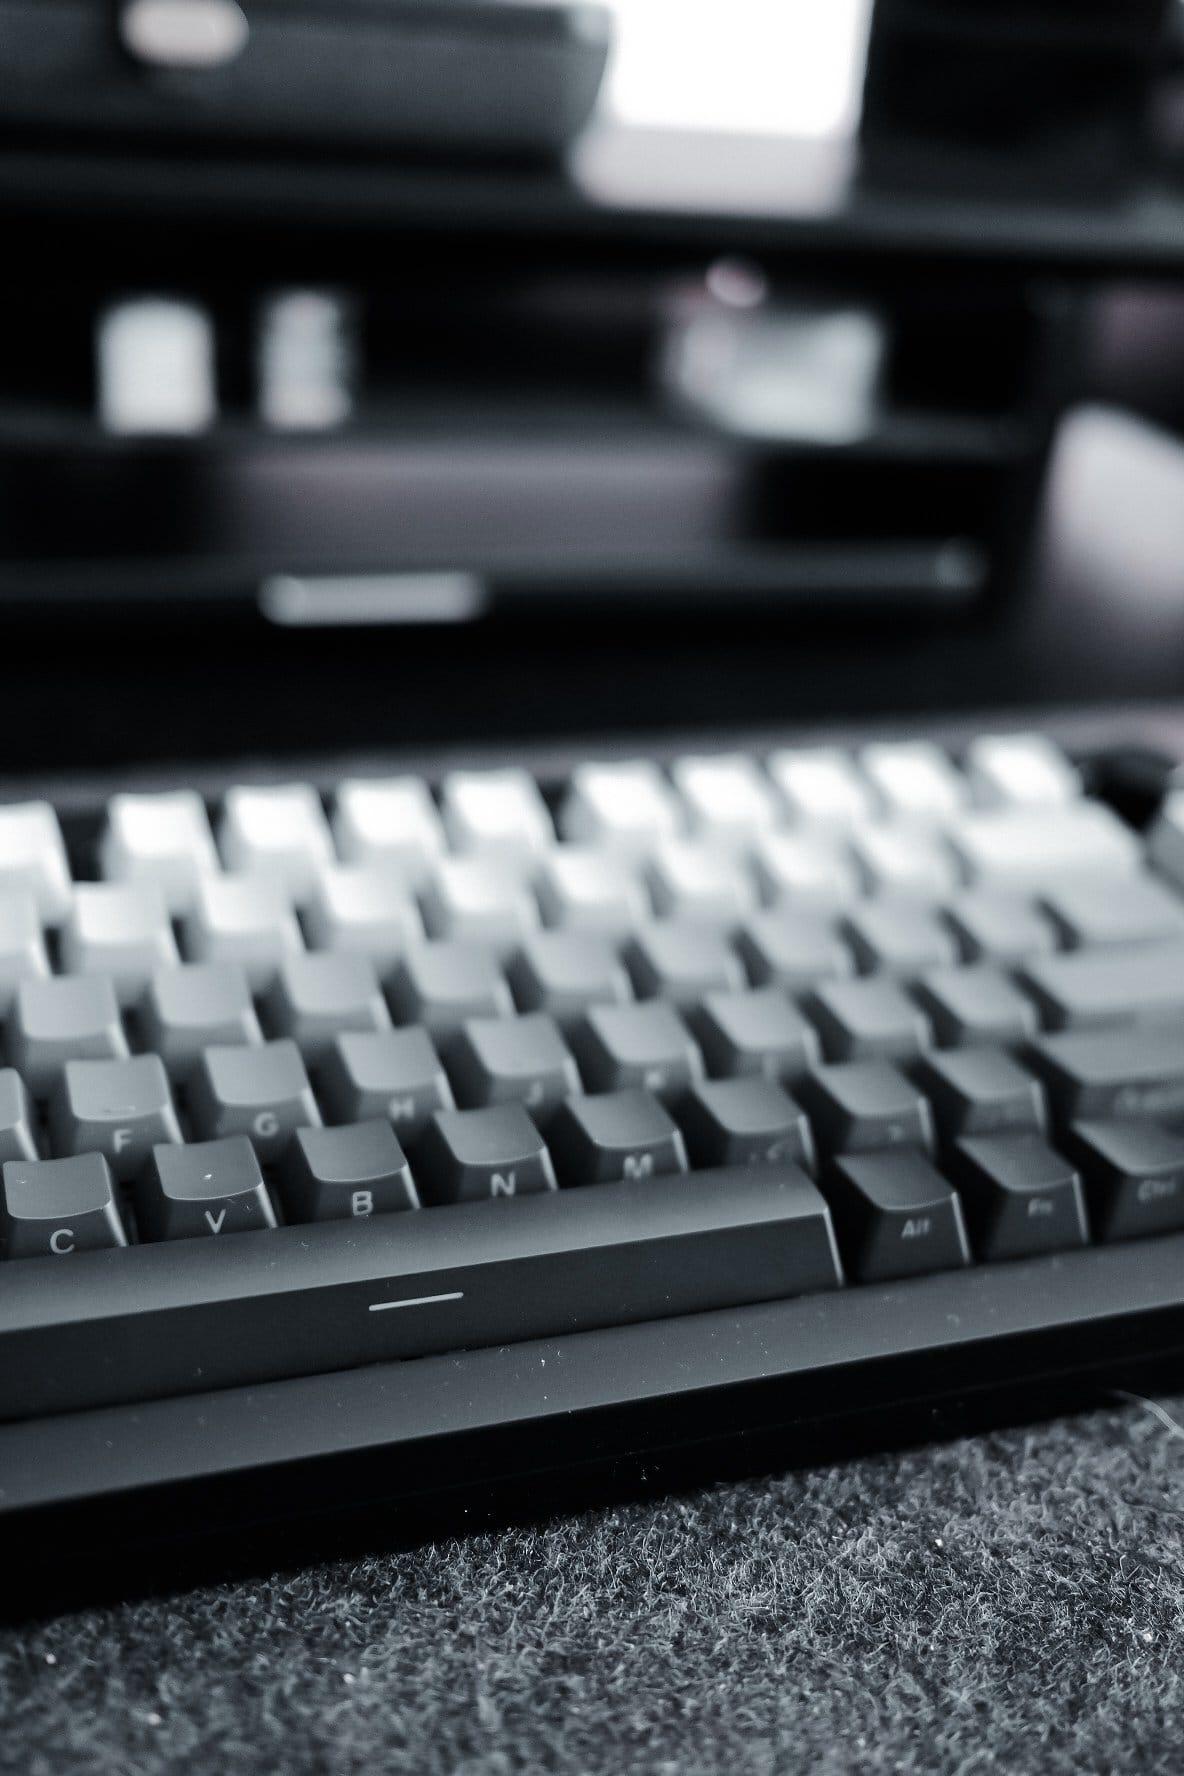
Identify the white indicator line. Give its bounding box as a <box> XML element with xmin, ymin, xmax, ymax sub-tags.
<box><xmin>368</xmin><ymin>1291</ymin><xmax>465</xmax><ymax>1313</ymax></box>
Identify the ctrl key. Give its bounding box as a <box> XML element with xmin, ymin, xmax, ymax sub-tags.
<box><xmin>1</xmin><ymin>1153</ymin><xmax>128</xmax><ymax>1257</ymax></box>
<box><xmin>134</xmin><ymin>1137</ymin><xmax>278</xmax><ymax>1242</ymax></box>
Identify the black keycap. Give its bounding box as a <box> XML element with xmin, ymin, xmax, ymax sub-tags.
<box><xmin>0</xmin><ymin>1068</ymin><xmax>38</xmax><ymax>1163</ymax></box>
<box><xmin>187</xmin><ymin>1038</ymin><xmax>321</xmax><ymax>1162</ymax></box>
<box><xmin>676</xmin><ymin>1077</ymin><xmax>815</xmax><ymax>1172</ymax></box>
<box><xmin>415</xmin><ymin>1103</ymin><xmax>557</xmax><ymax>1205</ymax></box>
<box><xmin>317</xmin><ymin>1026</ymin><xmax>454</xmax><ymax>1141</ymax></box>
<box><xmin>506</xmin><ymin>930</ymin><xmax>632</xmax><ymax>1026</ymax></box>
<box><xmin>569</xmin><ymin>1001</ymin><xmax>704</xmax><ymax>1104</ymax></box>
<box><xmin>803</xmin><ymin>977</ymin><xmax>932</xmax><ymax>1063</ymax></box>
<box><xmin>1040</xmin><ymin>875</ymin><xmax>1184</xmax><ymax>950</ymax></box>
<box><xmin>914</xmin><ymin>1048</ymin><xmax>1047</xmax><ymax>1142</ymax></box>
<box><xmin>138</xmin><ymin>962</ymin><xmax>263</xmax><ymax>1078</ymax></box>
<box><xmin>913</xmin><ymin>964</ymin><xmax>1038</xmax><ymax>1049</ymax></box>
<box><xmin>825</xmin><ymin>1150</ymin><xmax>969</xmax><ymax>1281</ymax></box>
<box><xmin>261</xmin><ymin>952</ymin><xmax>389</xmax><ymax>1061</ymax></box>
<box><xmin>623</xmin><ymin>921</ymin><xmax>745</xmax><ymax>1006</ymax></box>
<box><xmin>386</xmin><ymin>939</ymin><xmax>513</xmax><ymax>1037</ymax></box>
<box><xmin>943</xmin><ymin>889</ymin><xmax>1058</xmax><ymax>966</ymax></box>
<box><xmin>1018</xmin><ymin>940</ymin><xmax>1184</xmax><ymax>1031</ymax></box>
<box><xmin>9</xmin><ymin>974</ymin><xmax>129</xmax><ymax>1097</ymax></box>
<box><xmin>1</xmin><ymin>1152</ymin><xmax>127</xmax><ymax>1258</ymax></box>
<box><xmin>948</xmin><ymin>1133</ymin><xmax>1088</xmax><ymax>1259</ymax></box>
<box><xmin>687</xmin><ymin>987</ymin><xmax>820</xmax><ymax>1083</ymax></box>
<box><xmin>135</xmin><ymin>1137</ymin><xmax>278</xmax><ymax>1241</ymax></box>
<box><xmin>48</xmin><ymin>1054</ymin><xmax>183</xmax><ymax>1180</ymax></box>
<box><xmin>549</xmin><ymin>1088</ymin><xmax>687</xmax><ymax>1185</ymax></box>
<box><xmin>1063</xmin><ymin>1120</ymin><xmax>1184</xmax><ymax>1242</ymax></box>
<box><xmin>275</xmin><ymin>1120</ymin><xmax>418</xmax><ymax>1223</ymax></box>
<box><xmin>797</xmin><ymin>1061</ymin><xmax>934</xmax><ymax>1156</ymax></box>
<box><xmin>446</xmin><ymin>1013</ymin><xmax>580</xmax><ymax>1120</ymax></box>
<box><xmin>842</xmin><ymin>902</ymin><xmax>957</xmax><ymax>977</ymax></box>
<box><xmin>1026</xmin><ymin>1025</ymin><xmax>1184</xmax><ymax>1124</ymax></box>
<box><xmin>734</xmin><ymin>908</ymin><xmax>853</xmax><ymax>990</ymax></box>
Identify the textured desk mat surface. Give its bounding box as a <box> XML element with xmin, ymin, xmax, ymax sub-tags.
<box><xmin>3</xmin><ymin>1393</ymin><xmax>1184</xmax><ymax>1775</ymax></box>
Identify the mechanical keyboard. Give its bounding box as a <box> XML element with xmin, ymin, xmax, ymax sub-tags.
<box><xmin>4</xmin><ymin>717</ymin><xmax>1184</xmax><ymax>1572</ymax></box>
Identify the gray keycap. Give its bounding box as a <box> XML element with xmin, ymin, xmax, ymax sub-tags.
<box><xmin>415</xmin><ymin>1102</ymin><xmax>557</xmax><ymax>1204</ymax></box>
<box><xmin>913</xmin><ymin>964</ymin><xmax>1038</xmax><ymax>1048</ymax></box>
<box><xmin>548</xmin><ymin>1088</ymin><xmax>687</xmax><ymax>1186</ymax></box>
<box><xmin>9</xmin><ymin>974</ymin><xmax>129</xmax><ymax>1097</ymax></box>
<box><xmin>261</xmin><ymin>952</ymin><xmax>390</xmax><ymax>1061</ymax></box>
<box><xmin>181</xmin><ymin>873</ymin><xmax>304</xmax><ymax>991</ymax></box>
<box><xmin>505</xmin><ymin>931</ymin><xmax>632</xmax><ymax>1026</ymax></box>
<box><xmin>734</xmin><ymin>909</ymin><xmax>853</xmax><ymax>990</ymax></box>
<box><xmin>446</xmin><ymin>1014</ymin><xmax>580</xmax><ymax>1120</ymax></box>
<box><xmin>943</xmin><ymin>889</ymin><xmax>1058</xmax><ymax>965</ymax></box>
<box><xmin>676</xmin><ymin>1076</ymin><xmax>815</xmax><ymax>1172</ymax></box>
<box><xmin>623</xmin><ymin>921</ymin><xmax>745</xmax><ymax>1006</ymax></box>
<box><xmin>386</xmin><ymin>940</ymin><xmax>513</xmax><ymax>1037</ymax></box>
<box><xmin>842</xmin><ymin>901</ymin><xmax>958</xmax><ymax>977</ymax></box>
<box><xmin>187</xmin><ymin>1038</ymin><xmax>321</xmax><ymax>1162</ymax></box>
<box><xmin>49</xmin><ymin>1054</ymin><xmax>182</xmax><ymax>1180</ymax></box>
<box><xmin>949</xmin><ymin>1132</ymin><xmax>1088</xmax><ymax>1258</ymax></box>
<box><xmin>1026</xmin><ymin>1025</ymin><xmax>1184</xmax><ymax>1124</ymax></box>
<box><xmin>59</xmin><ymin>882</ymin><xmax>179</xmax><ymax>1006</ymax></box>
<box><xmin>1</xmin><ymin>1152</ymin><xmax>127</xmax><ymax>1257</ymax></box>
<box><xmin>797</xmin><ymin>1060</ymin><xmax>935</xmax><ymax>1155</ymax></box>
<box><xmin>0</xmin><ymin>890</ymin><xmax>50</xmax><ymax>1016</ymax></box>
<box><xmin>1040</xmin><ymin>875</ymin><xmax>1184</xmax><ymax>950</ymax></box>
<box><xmin>688</xmin><ymin>987</ymin><xmax>820</xmax><ymax>1083</ymax></box>
<box><xmin>570</xmin><ymin>1001</ymin><xmax>704</xmax><ymax>1104</ymax></box>
<box><xmin>135</xmin><ymin>1137</ymin><xmax>277</xmax><ymax>1241</ymax></box>
<box><xmin>1018</xmin><ymin>941</ymin><xmax>1184</xmax><ymax>1031</ymax></box>
<box><xmin>138</xmin><ymin>961</ymin><xmax>263</xmax><ymax>1078</ymax></box>
<box><xmin>826</xmin><ymin>1150</ymin><xmax>969</xmax><ymax>1282</ymax></box>
<box><xmin>0</xmin><ymin>1069</ymin><xmax>38</xmax><ymax>1163</ymax></box>
<box><xmin>1063</xmin><ymin>1119</ymin><xmax>1184</xmax><ymax>1241</ymax></box>
<box><xmin>275</xmin><ymin>1120</ymin><xmax>419</xmax><ymax>1223</ymax></box>
<box><xmin>318</xmin><ymin>1026</ymin><xmax>454</xmax><ymax>1142</ymax></box>
<box><xmin>803</xmin><ymin>977</ymin><xmax>932</xmax><ymax>1063</ymax></box>
<box><xmin>914</xmin><ymin>1048</ymin><xmax>1047</xmax><ymax>1141</ymax></box>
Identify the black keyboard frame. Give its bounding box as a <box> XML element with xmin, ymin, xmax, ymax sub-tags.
<box><xmin>3</xmin><ymin>700</ymin><xmax>1183</xmax><ymax>1608</ymax></box>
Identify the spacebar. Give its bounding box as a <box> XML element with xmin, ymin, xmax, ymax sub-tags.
<box><xmin>0</xmin><ymin>1166</ymin><xmax>841</xmax><ymax>1421</ymax></box>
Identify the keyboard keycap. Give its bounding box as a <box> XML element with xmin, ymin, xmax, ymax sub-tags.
<box><xmin>914</xmin><ymin>1048</ymin><xmax>1047</xmax><ymax>1141</ymax></box>
<box><xmin>803</xmin><ymin>976</ymin><xmax>932</xmax><ymax>1063</ymax></box>
<box><xmin>943</xmin><ymin>888</ymin><xmax>1058</xmax><ymax>965</ymax></box>
<box><xmin>302</xmin><ymin>864</ymin><xmax>423</xmax><ymax>969</ymax></box>
<box><xmin>1063</xmin><ymin>1120</ymin><xmax>1184</xmax><ymax>1241</ymax></box>
<box><xmin>913</xmin><ymin>964</ymin><xmax>1038</xmax><ymax>1048</ymax></box>
<box><xmin>751</xmin><ymin>829</ymin><xmax>861</xmax><ymax>910</ymax></box>
<box><xmin>624</xmin><ymin>921</ymin><xmax>746</xmax><ymax>1006</ymax></box>
<box><xmin>734</xmin><ymin>908</ymin><xmax>853</xmax><ymax>990</ymax></box>
<box><xmin>1</xmin><ymin>1152</ymin><xmax>127</xmax><ymax>1257</ymax></box>
<box><xmin>49</xmin><ymin>1054</ymin><xmax>182</xmax><ymax>1180</ymax></box>
<box><xmin>1040</xmin><ymin>875</ymin><xmax>1184</xmax><ymax>950</ymax></box>
<box><xmin>440</xmin><ymin>769</ymin><xmax>553</xmax><ymax>863</ymax></box>
<box><xmin>646</xmin><ymin>840</ymin><xmax>755</xmax><ymax>924</ymax></box>
<box><xmin>0</xmin><ymin>1069</ymin><xmax>39</xmax><ymax>1163</ymax></box>
<box><xmin>560</xmin><ymin>760</ymin><xmax>683</xmax><ymax>852</ymax></box>
<box><xmin>99</xmin><ymin>790</ymin><xmax>219</xmax><ymax>915</ymax></box>
<box><xmin>767</xmin><ymin>747</ymin><xmax>874</xmax><ymax>829</ymax></box>
<box><xmin>135</xmin><ymin>1137</ymin><xmax>278</xmax><ymax>1241</ymax></box>
<box><xmin>9</xmin><ymin>974</ymin><xmax>129</xmax><ymax>1097</ymax></box>
<box><xmin>1026</xmin><ymin>1025</ymin><xmax>1184</xmax><ymax>1124</ymax></box>
<box><xmin>260</xmin><ymin>952</ymin><xmax>390</xmax><ymax>1061</ymax></box>
<box><xmin>506</xmin><ymin>930</ymin><xmax>632</xmax><ymax>1026</ymax></box>
<box><xmin>421</xmin><ymin>855</ymin><xmax>538</xmax><ymax>954</ymax></box>
<box><xmin>965</xmin><ymin>733</ymin><xmax>1080</xmax><ymax>808</ymax></box>
<box><xmin>798</xmin><ymin>1060</ymin><xmax>934</xmax><ymax>1155</ymax></box>
<box><xmin>548</xmin><ymin>1087</ymin><xmax>687</xmax><ymax>1185</ymax></box>
<box><xmin>1019</xmin><ymin>941</ymin><xmax>1184</xmax><ymax>1031</ymax></box>
<box><xmin>850</xmin><ymin>823</ymin><xmax>958</xmax><ymax>900</ymax></box>
<box><xmin>688</xmin><ymin>987</ymin><xmax>820</xmax><ymax>1082</ymax></box>
<box><xmin>842</xmin><ymin>901</ymin><xmax>958</xmax><ymax>977</ymax></box>
<box><xmin>318</xmin><ymin>1026</ymin><xmax>454</xmax><ymax>1140</ymax></box>
<box><xmin>415</xmin><ymin>1102</ymin><xmax>557</xmax><ymax>1204</ymax></box>
<box><xmin>218</xmin><ymin>783</ymin><xmax>335</xmax><ymax>902</ymax></box>
<box><xmin>1148</xmin><ymin>789</ymin><xmax>1184</xmax><ymax>890</ymax></box>
<box><xmin>677</xmin><ymin>1076</ymin><xmax>815</xmax><ymax>1172</ymax></box>
<box><xmin>332</xmin><ymin>777</ymin><xmax>444</xmax><ymax>886</ymax></box>
<box><xmin>671</xmin><ymin>754</ymin><xmax>780</xmax><ymax>839</ymax></box>
<box><xmin>570</xmin><ymin>1000</ymin><xmax>704</xmax><ymax>1103</ymax></box>
<box><xmin>182</xmin><ymin>873</ymin><xmax>303</xmax><ymax>990</ymax></box>
<box><xmin>949</xmin><ymin>1133</ymin><xmax>1088</xmax><ymax>1259</ymax></box>
<box><xmin>0</xmin><ymin>802</ymin><xmax>72</xmax><ymax>924</ymax></box>
<box><xmin>0</xmin><ymin>890</ymin><xmax>50</xmax><ymax>1015</ymax></box>
<box><xmin>534</xmin><ymin>847</ymin><xmax>648</xmax><ymax>937</ymax></box>
<box><xmin>948</xmin><ymin>803</ymin><xmax>1140</xmax><ymax>888</ymax></box>
<box><xmin>859</xmin><ymin>741</ymin><xmax>967</xmax><ymax>823</ymax></box>
<box><xmin>59</xmin><ymin>882</ymin><xmax>179</xmax><ymax>1006</ymax></box>
<box><xmin>138</xmin><ymin>962</ymin><xmax>263</xmax><ymax>1078</ymax></box>
<box><xmin>386</xmin><ymin>940</ymin><xmax>513</xmax><ymax>1037</ymax></box>
<box><xmin>276</xmin><ymin>1120</ymin><xmax>419</xmax><ymax>1223</ymax></box>
<box><xmin>825</xmin><ymin>1149</ymin><xmax>969</xmax><ymax>1280</ymax></box>
<box><xmin>187</xmin><ymin>1039</ymin><xmax>321</xmax><ymax>1162</ymax></box>
<box><xmin>446</xmin><ymin>1013</ymin><xmax>580</xmax><ymax>1119</ymax></box>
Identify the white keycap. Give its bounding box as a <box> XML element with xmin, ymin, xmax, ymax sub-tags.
<box><xmin>218</xmin><ymin>783</ymin><xmax>335</xmax><ymax>902</ymax></box>
<box><xmin>559</xmin><ymin>761</ymin><xmax>683</xmax><ymax>852</ymax></box>
<box><xmin>100</xmin><ymin>789</ymin><xmax>219</xmax><ymax>914</ymax></box>
<box><xmin>767</xmin><ymin>748</ymin><xmax>875</xmax><ymax>829</ymax></box>
<box><xmin>440</xmin><ymin>769</ymin><xmax>553</xmax><ymax>863</ymax></box>
<box><xmin>59</xmin><ymin>882</ymin><xmax>180</xmax><ymax>1006</ymax></box>
<box><xmin>421</xmin><ymin>856</ymin><xmax>539</xmax><ymax>955</ymax></box>
<box><xmin>859</xmin><ymin>741</ymin><xmax>967</xmax><ymax>823</ymax></box>
<box><xmin>670</xmin><ymin>754</ymin><xmax>780</xmax><ymax>839</ymax></box>
<box><xmin>535</xmin><ymin>846</ymin><xmax>650</xmax><ymax>937</ymax></box>
<box><xmin>966</xmin><ymin>733</ymin><xmax>1081</xmax><ymax>808</ymax></box>
<box><xmin>0</xmin><ymin>889</ymin><xmax>50</xmax><ymax>1014</ymax></box>
<box><xmin>0</xmin><ymin>801</ymin><xmax>73</xmax><ymax>923</ymax></box>
<box><xmin>646</xmin><ymin>840</ymin><xmax>756</xmax><ymax>924</ymax></box>
<box><xmin>332</xmin><ymin>777</ymin><xmax>445</xmax><ymax>886</ymax></box>
<box><xmin>948</xmin><ymin>803</ymin><xmax>1141</xmax><ymax>889</ymax></box>
<box><xmin>1146</xmin><ymin>790</ymin><xmax>1184</xmax><ymax>890</ymax></box>
<box><xmin>182</xmin><ymin>873</ymin><xmax>304</xmax><ymax>990</ymax></box>
<box><xmin>303</xmin><ymin>864</ymin><xmax>424</xmax><ymax>971</ymax></box>
<box><xmin>751</xmin><ymin>830</ymin><xmax>861</xmax><ymax>909</ymax></box>
<box><xmin>850</xmin><ymin>822</ymin><xmax>959</xmax><ymax>901</ymax></box>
